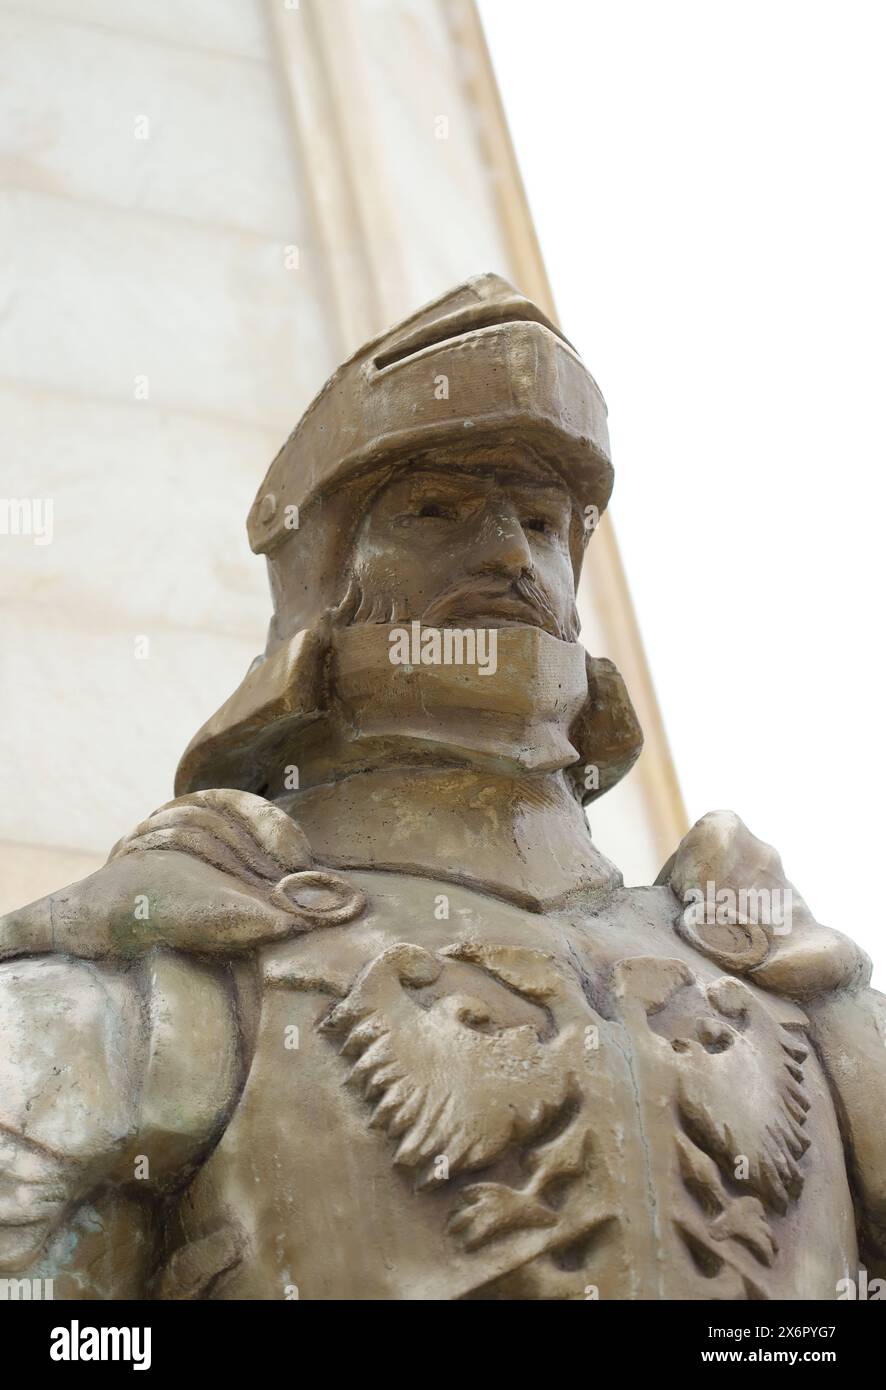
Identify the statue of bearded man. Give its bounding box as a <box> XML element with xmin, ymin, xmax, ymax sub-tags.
<box><xmin>1</xmin><ymin>275</ymin><xmax>883</xmax><ymax>1301</ymax></box>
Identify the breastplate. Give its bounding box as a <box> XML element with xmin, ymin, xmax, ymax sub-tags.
<box><xmin>174</xmin><ymin>871</ymin><xmax>856</xmax><ymax>1300</ymax></box>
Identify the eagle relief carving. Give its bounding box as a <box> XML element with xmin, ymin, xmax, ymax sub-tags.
<box><xmin>316</xmin><ymin>941</ymin><xmax>814</xmax><ymax>1297</ymax></box>
<box><xmin>318</xmin><ymin>940</ymin><xmax>605</xmax><ymax>1252</ymax></box>
<box><xmin>613</xmin><ymin>957</ymin><xmax>813</xmax><ymax>1296</ymax></box>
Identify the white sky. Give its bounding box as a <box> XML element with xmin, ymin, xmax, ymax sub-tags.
<box><xmin>479</xmin><ymin>0</ymin><xmax>886</xmax><ymax>984</ymax></box>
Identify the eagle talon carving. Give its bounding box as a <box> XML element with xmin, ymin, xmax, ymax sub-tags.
<box><xmin>448</xmin><ymin>1120</ymin><xmax>593</xmax><ymax>1250</ymax></box>
<box><xmin>448</xmin><ymin>1184</ymin><xmax>558</xmax><ymax>1250</ymax></box>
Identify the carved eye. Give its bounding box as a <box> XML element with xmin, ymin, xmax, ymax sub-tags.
<box><xmin>524</xmin><ymin>517</ymin><xmax>549</xmax><ymax>534</ymax></box>
<box><xmin>418</xmin><ymin>502</ymin><xmax>448</xmax><ymax>519</ymax></box>
<box><xmin>695</xmin><ymin>1019</ymin><xmax>736</xmax><ymax>1053</ymax></box>
<box><xmin>451</xmin><ymin>996</ymin><xmax>493</xmax><ymax>1031</ymax></box>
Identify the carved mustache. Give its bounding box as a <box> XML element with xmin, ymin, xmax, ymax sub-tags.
<box><xmin>421</xmin><ymin>573</ymin><xmax>570</xmax><ymax>640</ymax></box>
<box><xmin>332</xmin><ymin>572</ymin><xmax>576</xmax><ymax>641</ymax></box>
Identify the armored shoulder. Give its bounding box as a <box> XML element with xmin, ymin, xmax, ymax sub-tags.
<box><xmin>659</xmin><ymin>809</ymin><xmax>886</xmax><ymax>1270</ymax></box>
<box><xmin>657</xmin><ymin>809</ymin><xmax>868</xmax><ymax>998</ymax></box>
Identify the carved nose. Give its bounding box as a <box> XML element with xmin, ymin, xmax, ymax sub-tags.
<box><xmin>468</xmin><ymin>501</ymin><xmax>533</xmax><ymax>578</ymax></box>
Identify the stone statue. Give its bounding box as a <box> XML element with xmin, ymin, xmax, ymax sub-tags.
<box><xmin>1</xmin><ymin>274</ymin><xmax>883</xmax><ymax>1301</ymax></box>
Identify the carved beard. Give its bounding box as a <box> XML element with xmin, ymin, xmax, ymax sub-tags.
<box><xmin>331</xmin><ymin>572</ymin><xmax>579</xmax><ymax>642</ymax></box>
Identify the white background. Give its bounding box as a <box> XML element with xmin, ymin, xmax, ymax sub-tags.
<box><xmin>480</xmin><ymin>0</ymin><xmax>885</xmax><ymax>984</ymax></box>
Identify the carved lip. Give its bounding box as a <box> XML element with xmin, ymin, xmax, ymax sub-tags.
<box><xmin>442</xmin><ymin>602</ymin><xmax>553</xmax><ymax>630</ymax></box>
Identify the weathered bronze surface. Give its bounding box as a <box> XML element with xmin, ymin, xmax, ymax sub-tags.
<box><xmin>1</xmin><ymin>275</ymin><xmax>881</xmax><ymax>1300</ymax></box>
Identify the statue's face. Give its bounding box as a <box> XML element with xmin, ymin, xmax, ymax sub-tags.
<box><xmin>345</xmin><ymin>453</ymin><xmax>581</xmax><ymax>640</ymax></box>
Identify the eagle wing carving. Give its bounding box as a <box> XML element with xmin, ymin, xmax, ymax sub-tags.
<box><xmin>319</xmin><ymin>942</ymin><xmax>581</xmax><ymax>1182</ymax></box>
